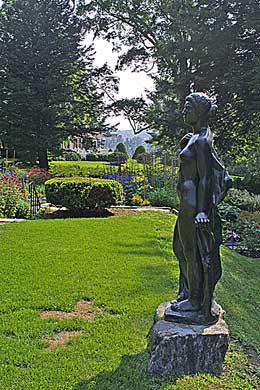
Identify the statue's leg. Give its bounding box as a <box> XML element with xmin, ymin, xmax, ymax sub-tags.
<box><xmin>174</xmin><ymin>218</ymin><xmax>203</xmax><ymax>311</ymax></box>
<box><xmin>211</xmin><ymin>211</ymin><xmax>222</xmax><ymax>289</ymax></box>
<box><xmin>173</xmin><ymin>220</ymin><xmax>188</xmax><ymax>301</ymax></box>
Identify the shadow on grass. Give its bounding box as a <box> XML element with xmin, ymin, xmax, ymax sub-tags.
<box><xmin>74</xmin><ymin>351</ymin><xmax>175</xmax><ymax>390</ymax></box>
<box><xmin>44</xmin><ymin>208</ymin><xmax>114</xmax><ymax>219</ymax></box>
<box><xmin>117</xmin><ymin>242</ymin><xmax>163</xmax><ymax>258</ymax></box>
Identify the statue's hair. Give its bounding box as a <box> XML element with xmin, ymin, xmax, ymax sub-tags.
<box><xmin>186</xmin><ymin>92</ymin><xmax>217</xmax><ymax>118</ymax></box>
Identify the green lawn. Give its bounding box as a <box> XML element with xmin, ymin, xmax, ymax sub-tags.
<box><xmin>0</xmin><ymin>212</ymin><xmax>259</xmax><ymax>389</ymax></box>
<box><xmin>49</xmin><ymin>161</ymin><xmax>117</xmax><ymax>177</ymax></box>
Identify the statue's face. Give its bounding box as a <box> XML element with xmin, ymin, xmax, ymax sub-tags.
<box><xmin>182</xmin><ymin>98</ymin><xmax>197</xmax><ymax>126</ymax></box>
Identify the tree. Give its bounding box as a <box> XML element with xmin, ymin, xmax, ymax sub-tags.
<box><xmin>81</xmin><ymin>0</ymin><xmax>260</xmax><ymax>163</ymax></box>
<box><xmin>0</xmin><ymin>0</ymin><xmax>117</xmax><ymax>168</ymax></box>
<box><xmin>114</xmin><ymin>142</ymin><xmax>129</xmax><ymax>158</ymax></box>
<box><xmin>132</xmin><ymin>145</ymin><xmax>146</xmax><ymax>160</ymax></box>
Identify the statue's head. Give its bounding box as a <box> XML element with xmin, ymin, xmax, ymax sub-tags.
<box><xmin>182</xmin><ymin>92</ymin><xmax>217</xmax><ymax>126</ymax></box>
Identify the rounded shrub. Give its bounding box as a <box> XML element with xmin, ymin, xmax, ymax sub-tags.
<box><xmin>64</xmin><ymin>151</ymin><xmax>81</xmax><ymax>161</ymax></box>
<box><xmin>115</xmin><ymin>143</ymin><xmax>129</xmax><ymax>158</ymax></box>
<box><xmin>85</xmin><ymin>153</ymin><xmax>98</xmax><ymax>161</ymax></box>
<box><xmin>132</xmin><ymin>145</ymin><xmax>146</xmax><ymax>161</ymax></box>
<box><xmin>107</xmin><ymin>152</ymin><xmax>128</xmax><ymax>165</ymax></box>
<box><xmin>45</xmin><ymin>177</ymin><xmax>123</xmax><ymax>210</ymax></box>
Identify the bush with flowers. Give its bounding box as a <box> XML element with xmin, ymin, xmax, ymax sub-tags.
<box><xmin>219</xmin><ymin>199</ymin><xmax>260</xmax><ymax>257</ymax></box>
<box><xmin>27</xmin><ymin>167</ymin><xmax>52</xmax><ymax>185</ymax></box>
<box><xmin>131</xmin><ymin>194</ymin><xmax>150</xmax><ymax>206</ymax></box>
<box><xmin>0</xmin><ymin>175</ymin><xmax>28</xmax><ymax>218</ymax></box>
<box><xmin>104</xmin><ymin>172</ymin><xmax>138</xmax><ymax>205</ymax></box>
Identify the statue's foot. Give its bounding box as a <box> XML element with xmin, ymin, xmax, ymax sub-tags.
<box><xmin>170</xmin><ymin>291</ymin><xmax>187</xmax><ymax>304</ymax></box>
<box><xmin>171</xmin><ymin>299</ymin><xmax>201</xmax><ymax>312</ymax></box>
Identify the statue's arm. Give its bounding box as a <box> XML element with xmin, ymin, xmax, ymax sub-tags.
<box><xmin>195</xmin><ymin>139</ymin><xmax>213</xmax><ymax>224</ymax></box>
<box><xmin>180</xmin><ymin>133</ymin><xmax>193</xmax><ymax>149</ymax></box>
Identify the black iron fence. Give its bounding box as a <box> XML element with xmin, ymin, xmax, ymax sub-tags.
<box><xmin>28</xmin><ymin>182</ymin><xmax>41</xmax><ymax>218</ymax></box>
<box><xmin>103</xmin><ymin>153</ymin><xmax>179</xmax><ymax>192</ymax></box>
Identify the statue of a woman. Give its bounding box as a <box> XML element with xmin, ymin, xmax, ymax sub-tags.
<box><xmin>165</xmin><ymin>92</ymin><xmax>231</xmax><ymax>325</ymax></box>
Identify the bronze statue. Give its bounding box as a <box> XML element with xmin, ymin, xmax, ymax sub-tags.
<box><xmin>165</xmin><ymin>92</ymin><xmax>231</xmax><ymax>325</ymax></box>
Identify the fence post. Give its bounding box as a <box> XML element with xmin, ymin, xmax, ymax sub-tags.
<box><xmin>29</xmin><ymin>182</ymin><xmax>41</xmax><ymax>218</ymax></box>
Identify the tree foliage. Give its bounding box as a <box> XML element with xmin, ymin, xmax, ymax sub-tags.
<box><xmin>81</xmin><ymin>0</ymin><xmax>260</xmax><ymax>163</ymax></box>
<box><xmin>0</xmin><ymin>0</ymin><xmax>117</xmax><ymax>168</ymax></box>
<box><xmin>114</xmin><ymin>142</ymin><xmax>129</xmax><ymax>157</ymax></box>
<box><xmin>132</xmin><ymin>145</ymin><xmax>146</xmax><ymax>160</ymax></box>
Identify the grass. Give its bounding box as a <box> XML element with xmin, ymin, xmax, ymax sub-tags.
<box><xmin>0</xmin><ymin>212</ymin><xmax>259</xmax><ymax>389</ymax></box>
<box><xmin>49</xmin><ymin>159</ymin><xmax>145</xmax><ymax>179</ymax></box>
<box><xmin>49</xmin><ymin>161</ymin><xmax>118</xmax><ymax>178</ymax></box>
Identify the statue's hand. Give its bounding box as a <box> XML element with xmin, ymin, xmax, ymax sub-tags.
<box><xmin>194</xmin><ymin>212</ymin><xmax>210</xmax><ymax>224</ymax></box>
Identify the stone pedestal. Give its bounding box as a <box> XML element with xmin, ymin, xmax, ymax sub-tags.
<box><xmin>148</xmin><ymin>302</ymin><xmax>229</xmax><ymax>376</ymax></box>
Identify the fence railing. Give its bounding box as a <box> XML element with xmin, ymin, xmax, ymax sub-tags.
<box><xmin>103</xmin><ymin>153</ymin><xmax>179</xmax><ymax>192</ymax></box>
<box><xmin>28</xmin><ymin>182</ymin><xmax>41</xmax><ymax>217</ymax></box>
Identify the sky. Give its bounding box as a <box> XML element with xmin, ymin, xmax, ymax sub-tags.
<box><xmin>91</xmin><ymin>38</ymin><xmax>155</xmax><ymax>130</ymax></box>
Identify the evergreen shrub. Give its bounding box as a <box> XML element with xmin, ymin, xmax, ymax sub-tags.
<box><xmin>224</xmin><ymin>188</ymin><xmax>260</xmax><ymax>212</ymax></box>
<box><xmin>64</xmin><ymin>151</ymin><xmax>81</xmax><ymax>161</ymax></box>
<box><xmin>45</xmin><ymin>177</ymin><xmax>123</xmax><ymax>210</ymax></box>
<box><xmin>108</xmin><ymin>152</ymin><xmax>128</xmax><ymax>164</ymax></box>
<box><xmin>85</xmin><ymin>152</ymin><xmax>127</xmax><ymax>164</ymax></box>
<box><xmin>114</xmin><ymin>143</ymin><xmax>129</xmax><ymax>158</ymax></box>
<box><xmin>132</xmin><ymin>145</ymin><xmax>146</xmax><ymax>161</ymax></box>
<box><xmin>242</xmin><ymin>174</ymin><xmax>260</xmax><ymax>194</ymax></box>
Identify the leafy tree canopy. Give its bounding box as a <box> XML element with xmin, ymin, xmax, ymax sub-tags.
<box><xmin>80</xmin><ymin>0</ymin><xmax>260</xmax><ymax>165</ymax></box>
<box><xmin>0</xmin><ymin>0</ymin><xmax>118</xmax><ymax>168</ymax></box>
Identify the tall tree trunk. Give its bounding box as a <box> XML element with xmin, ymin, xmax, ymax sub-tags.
<box><xmin>38</xmin><ymin>148</ymin><xmax>49</xmax><ymax>169</ymax></box>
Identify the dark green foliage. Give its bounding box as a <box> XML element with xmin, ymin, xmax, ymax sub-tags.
<box><xmin>134</xmin><ymin>153</ymin><xmax>149</xmax><ymax>164</ymax></box>
<box><xmin>82</xmin><ymin>0</ymin><xmax>260</xmax><ymax>161</ymax></box>
<box><xmin>230</xmin><ymin>176</ymin><xmax>245</xmax><ymax>190</ymax></box>
<box><xmin>225</xmin><ymin>188</ymin><xmax>260</xmax><ymax>212</ymax></box>
<box><xmin>108</xmin><ymin>152</ymin><xmax>128</xmax><ymax>164</ymax></box>
<box><xmin>45</xmin><ymin>177</ymin><xmax>123</xmax><ymax>210</ymax></box>
<box><xmin>241</xmin><ymin>174</ymin><xmax>260</xmax><ymax>195</ymax></box>
<box><xmin>64</xmin><ymin>151</ymin><xmax>81</xmax><ymax>161</ymax></box>
<box><xmin>85</xmin><ymin>152</ymin><xmax>128</xmax><ymax>164</ymax></box>
<box><xmin>114</xmin><ymin>143</ymin><xmax>129</xmax><ymax>158</ymax></box>
<box><xmin>218</xmin><ymin>203</ymin><xmax>240</xmax><ymax>224</ymax></box>
<box><xmin>85</xmin><ymin>153</ymin><xmax>100</xmax><ymax>161</ymax></box>
<box><xmin>0</xmin><ymin>0</ymin><xmax>116</xmax><ymax>168</ymax></box>
<box><xmin>146</xmin><ymin>188</ymin><xmax>179</xmax><ymax>209</ymax></box>
<box><xmin>218</xmin><ymin>189</ymin><xmax>260</xmax><ymax>255</ymax></box>
<box><xmin>231</xmin><ymin>175</ymin><xmax>260</xmax><ymax>195</ymax></box>
<box><xmin>132</xmin><ymin>145</ymin><xmax>146</xmax><ymax>161</ymax></box>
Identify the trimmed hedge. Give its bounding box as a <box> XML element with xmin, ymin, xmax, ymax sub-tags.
<box><xmin>85</xmin><ymin>152</ymin><xmax>128</xmax><ymax>164</ymax></box>
<box><xmin>45</xmin><ymin>177</ymin><xmax>123</xmax><ymax>210</ymax></box>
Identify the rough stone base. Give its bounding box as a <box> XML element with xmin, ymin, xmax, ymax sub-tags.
<box><xmin>148</xmin><ymin>302</ymin><xmax>229</xmax><ymax>376</ymax></box>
